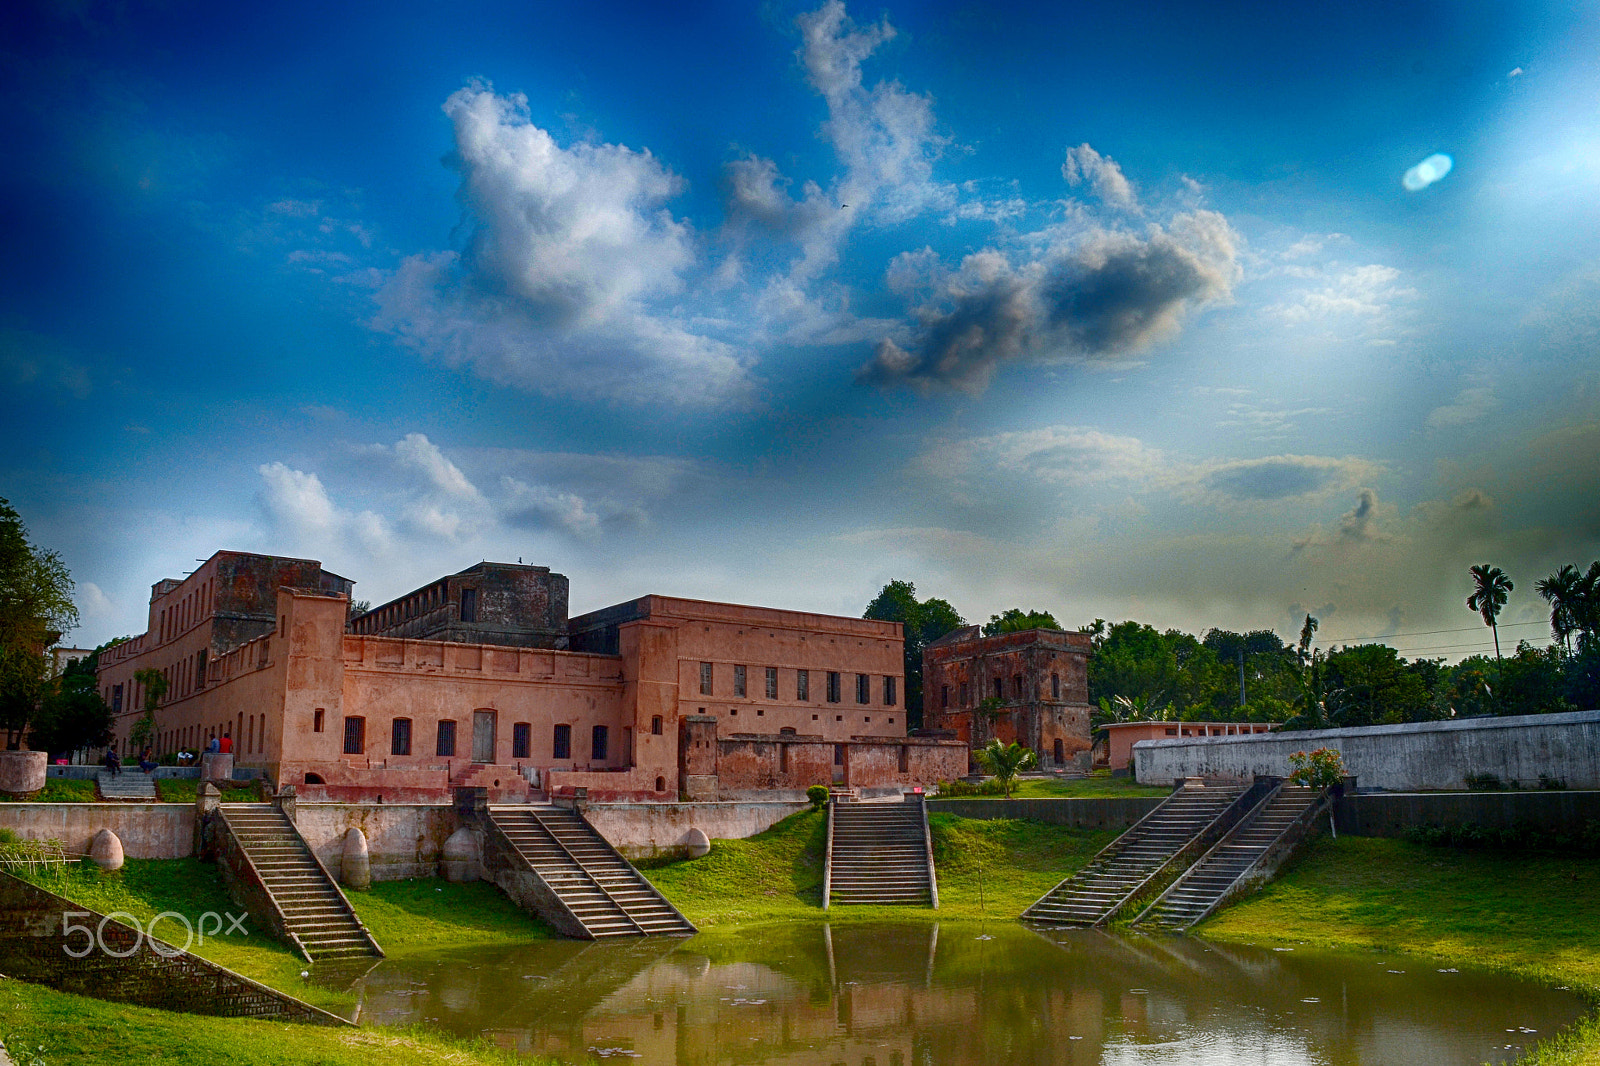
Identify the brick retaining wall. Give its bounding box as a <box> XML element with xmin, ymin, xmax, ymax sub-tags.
<box><xmin>0</xmin><ymin>869</ymin><xmax>348</xmax><ymax>1024</ymax></box>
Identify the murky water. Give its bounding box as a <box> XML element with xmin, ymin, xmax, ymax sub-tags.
<box><xmin>336</xmin><ymin>922</ymin><xmax>1585</xmax><ymax>1065</ymax></box>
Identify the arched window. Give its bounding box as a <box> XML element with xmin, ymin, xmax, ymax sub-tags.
<box><xmin>655</xmin><ymin>776</ymin><xmax>666</xmax><ymax>793</ymax></box>
<box><xmin>304</xmin><ymin>772</ymin><xmax>325</xmax><ymax>785</ymax></box>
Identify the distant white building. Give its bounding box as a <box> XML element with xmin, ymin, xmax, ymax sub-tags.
<box><xmin>49</xmin><ymin>646</ymin><xmax>93</xmax><ymax>678</ymax></box>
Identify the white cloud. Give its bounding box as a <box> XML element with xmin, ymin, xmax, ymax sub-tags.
<box><xmin>1062</xmin><ymin>143</ymin><xmax>1139</xmax><ymax>211</ymax></box>
<box><xmin>1427</xmin><ymin>386</ymin><xmax>1498</xmax><ymax>428</ymax></box>
<box><xmin>500</xmin><ymin>477</ymin><xmax>602</xmax><ymax>541</ymax></box>
<box><xmin>76</xmin><ymin>582</ymin><xmax>114</xmax><ymax>621</ymax></box>
<box><xmin>372</xmin><ymin>85</ymin><xmax>752</xmax><ymax>407</ymax></box>
<box><xmin>1271</xmin><ymin>264</ymin><xmax>1416</xmax><ymax>322</ymax></box>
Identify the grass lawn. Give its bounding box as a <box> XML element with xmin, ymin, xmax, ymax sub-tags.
<box><xmin>0</xmin><ymin>779</ymin><xmax>96</xmax><ymax>803</ymax></box>
<box><xmin>1201</xmin><ymin>835</ymin><xmax>1600</xmax><ymax>1065</ymax></box>
<box><xmin>0</xmin><ymin>979</ymin><xmax>549</xmax><ymax>1066</ymax></box>
<box><xmin>639</xmin><ymin>808</ymin><xmax>1111</xmax><ymax>926</ymax></box>
<box><xmin>1007</xmin><ymin>775</ymin><xmax>1170</xmax><ymax>799</ymax></box>
<box><xmin>13</xmin><ymin>859</ymin><xmax>555</xmax><ymax>1016</ymax></box>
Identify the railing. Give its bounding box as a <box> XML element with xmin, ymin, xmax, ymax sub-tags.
<box><xmin>823</xmin><ymin>799</ymin><xmax>837</xmax><ymax>910</ymax></box>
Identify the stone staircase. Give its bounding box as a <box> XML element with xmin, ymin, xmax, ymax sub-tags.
<box><xmin>487</xmin><ymin>805</ymin><xmax>695</xmax><ymax>938</ymax></box>
<box><xmin>1134</xmin><ymin>785</ymin><xmax>1324</xmax><ymax>933</ymax></box>
<box><xmin>218</xmin><ymin>804</ymin><xmax>383</xmax><ymax>961</ymax></box>
<box><xmin>96</xmin><ymin>770</ymin><xmax>156</xmax><ymax>801</ymax></box>
<box><xmin>1023</xmin><ymin>784</ymin><xmax>1246</xmax><ymax>926</ymax></box>
<box><xmin>825</xmin><ymin>797</ymin><xmax>937</xmax><ymax>908</ymax></box>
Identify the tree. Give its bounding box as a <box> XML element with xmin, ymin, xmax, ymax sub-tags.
<box><xmin>0</xmin><ymin>498</ymin><xmax>79</xmax><ymax>749</ymax></box>
<box><xmin>1320</xmin><ymin>644</ymin><xmax>1432</xmax><ymax>726</ymax></box>
<box><xmin>130</xmin><ymin>667</ymin><xmax>168</xmax><ymax>751</ymax></box>
<box><xmin>1296</xmin><ymin>614</ymin><xmax>1319</xmax><ymax>667</ymax></box>
<box><xmin>1536</xmin><ymin>564</ymin><xmax>1584</xmax><ymax>654</ymax></box>
<box><xmin>982</xmin><ymin>608</ymin><xmax>1061</xmax><ymax>635</ymax></box>
<box><xmin>864</xmin><ymin>580</ymin><xmax>964</xmax><ymax>729</ymax></box>
<box><xmin>974</xmin><ymin>738</ymin><xmax>1036</xmax><ymax>799</ymax></box>
<box><xmin>1466</xmin><ymin>563</ymin><xmax>1514</xmax><ymax>661</ymax></box>
<box><xmin>29</xmin><ymin>670</ymin><xmax>112</xmax><ymax>758</ymax></box>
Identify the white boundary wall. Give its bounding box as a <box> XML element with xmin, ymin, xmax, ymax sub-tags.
<box><xmin>1134</xmin><ymin>709</ymin><xmax>1600</xmax><ymax>791</ymax></box>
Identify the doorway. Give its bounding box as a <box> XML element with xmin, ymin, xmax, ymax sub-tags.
<box><xmin>472</xmin><ymin>710</ymin><xmax>497</xmax><ymax>763</ymax></box>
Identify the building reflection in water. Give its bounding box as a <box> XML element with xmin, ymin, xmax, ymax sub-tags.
<box><xmin>341</xmin><ymin>921</ymin><xmax>1583</xmax><ymax>1065</ymax></box>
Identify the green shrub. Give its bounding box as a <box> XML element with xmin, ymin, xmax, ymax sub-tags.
<box><xmin>1539</xmin><ymin>773</ymin><xmax>1568</xmax><ymax>790</ymax></box>
<box><xmin>806</xmin><ymin>784</ymin><xmax>829</xmax><ymax>810</ymax></box>
<box><xmin>934</xmin><ymin>778</ymin><xmax>1006</xmax><ymax>797</ymax></box>
<box><xmin>1464</xmin><ymin>772</ymin><xmax>1507</xmax><ymax>791</ymax></box>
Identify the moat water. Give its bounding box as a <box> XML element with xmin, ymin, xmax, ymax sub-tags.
<box><xmin>334</xmin><ymin>922</ymin><xmax>1585</xmax><ymax>1065</ymax></box>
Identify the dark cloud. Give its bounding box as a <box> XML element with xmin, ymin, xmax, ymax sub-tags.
<box><xmin>1338</xmin><ymin>488</ymin><xmax>1381</xmax><ymax>541</ymax></box>
<box><xmin>1203</xmin><ymin>459</ymin><xmax>1335</xmax><ymax>500</ymax></box>
<box><xmin>858</xmin><ymin>211</ymin><xmax>1239</xmax><ymax>394</ymax></box>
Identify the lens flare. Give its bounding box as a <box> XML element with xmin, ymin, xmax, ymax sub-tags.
<box><xmin>1402</xmin><ymin>153</ymin><xmax>1454</xmax><ymax>191</ymax></box>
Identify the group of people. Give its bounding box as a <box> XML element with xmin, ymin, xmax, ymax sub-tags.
<box><xmin>100</xmin><ymin>731</ymin><xmax>233</xmax><ymax>775</ymax></box>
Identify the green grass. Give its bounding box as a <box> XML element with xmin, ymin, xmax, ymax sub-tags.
<box><xmin>1201</xmin><ymin>835</ymin><xmax>1600</xmax><ymax>1065</ymax></box>
<box><xmin>1006</xmin><ymin>775</ymin><xmax>1171</xmax><ymax>799</ymax></box>
<box><xmin>638</xmin><ymin>808</ymin><xmax>1112</xmax><ymax>926</ymax></box>
<box><xmin>153</xmin><ymin>779</ymin><xmax>260</xmax><ymax>803</ymax></box>
<box><xmin>0</xmin><ymin>978</ymin><xmax>551</xmax><ymax>1066</ymax></box>
<box><xmin>0</xmin><ymin>779</ymin><xmax>96</xmax><ymax>803</ymax></box>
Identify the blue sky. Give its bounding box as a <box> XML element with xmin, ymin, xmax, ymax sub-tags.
<box><xmin>4</xmin><ymin>0</ymin><xmax>1598</xmax><ymax>661</ymax></box>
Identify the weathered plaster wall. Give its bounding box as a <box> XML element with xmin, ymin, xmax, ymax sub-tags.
<box><xmin>0</xmin><ymin>803</ymin><xmax>194</xmax><ymax>858</ymax></box>
<box><xmin>928</xmin><ymin>796</ymin><xmax>1166</xmax><ymax>831</ymax></box>
<box><xmin>1134</xmin><ymin>710</ymin><xmax>1600</xmax><ymax>791</ymax></box>
<box><xmin>294</xmin><ymin>803</ymin><xmax>459</xmax><ymax>881</ymax></box>
<box><xmin>580</xmin><ymin>800</ymin><xmax>808</xmax><ymax>858</ymax></box>
<box><xmin>923</xmin><ymin>626</ymin><xmax>1093</xmax><ymax>763</ymax></box>
<box><xmin>1335</xmin><ymin>789</ymin><xmax>1600</xmax><ymax>836</ymax></box>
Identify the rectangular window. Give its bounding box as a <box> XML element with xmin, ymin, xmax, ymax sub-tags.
<box><xmin>195</xmin><ymin>649</ymin><xmax>207</xmax><ymax>689</ymax></box>
<box><xmin>1051</xmin><ymin>673</ymin><xmax>1061</xmax><ymax>700</ymax></box>
<box><xmin>765</xmin><ymin>666</ymin><xmax>778</xmax><ymax>699</ymax></box>
<box><xmin>512</xmin><ymin>722</ymin><xmax>531</xmax><ymax>760</ymax></box>
<box><xmin>699</xmin><ymin>661</ymin><xmax>713</xmax><ymax>695</ymax></box>
<box><xmin>1013</xmin><ymin>674</ymin><xmax>1023</xmax><ymax>698</ymax></box>
<box><xmin>343</xmin><ymin>716</ymin><xmax>365</xmax><ymax>755</ymax></box>
<box><xmin>993</xmin><ymin>678</ymin><xmax>1003</xmax><ymax>700</ymax></box>
<box><xmin>796</xmin><ymin>669</ymin><xmax>810</xmax><ymax>701</ymax></box>
<box><xmin>855</xmin><ymin>673</ymin><xmax>870</xmax><ymax>704</ymax></box>
<box><xmin>960</xmin><ymin>682</ymin><xmax>970</xmax><ymax>706</ymax></box>
<box><xmin>391</xmin><ymin>718</ymin><xmax>412</xmax><ymax>756</ymax></box>
<box><xmin>940</xmin><ymin>684</ymin><xmax>949</xmax><ymax>709</ymax></box>
<box><xmin>553</xmin><ymin>724</ymin><xmax>571</xmax><ymax>760</ymax></box>
<box><xmin>734</xmin><ymin>664</ymin><xmax>747</xmax><ymax>698</ymax></box>
<box><xmin>826</xmin><ymin>671</ymin><xmax>841</xmax><ymax>703</ymax></box>
<box><xmin>592</xmin><ymin>725</ymin><xmax>608</xmax><ymax>761</ymax></box>
<box><xmin>651</xmin><ymin>714</ymin><xmax>663</xmax><ymax>735</ymax></box>
<box><xmin>112</xmin><ymin>684</ymin><xmax>123</xmax><ymax>713</ymax></box>
<box><xmin>884</xmin><ymin>676</ymin><xmax>897</xmax><ymax>706</ymax></box>
<box><xmin>898</xmin><ymin>745</ymin><xmax>909</xmax><ymax>773</ymax></box>
<box><xmin>460</xmin><ymin>587</ymin><xmax>477</xmax><ymax>623</ymax></box>
<box><xmin>314</xmin><ymin>708</ymin><xmax>325</xmax><ymax>733</ymax></box>
<box><xmin>436</xmin><ymin>719</ymin><xmax>456</xmax><ymax>757</ymax></box>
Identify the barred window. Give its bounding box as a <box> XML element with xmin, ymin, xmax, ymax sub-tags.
<box><xmin>391</xmin><ymin>718</ymin><xmax>412</xmax><ymax>756</ymax></box>
<box><xmin>734</xmin><ymin>664</ymin><xmax>747</xmax><ymax>698</ymax></box>
<box><xmin>826</xmin><ymin>671</ymin><xmax>841</xmax><ymax>703</ymax></box>
<box><xmin>797</xmin><ymin>669</ymin><xmax>810</xmax><ymax>701</ymax></box>
<box><xmin>512</xmin><ymin>722</ymin><xmax>530</xmax><ymax>760</ymax></box>
<box><xmin>855</xmin><ymin>673</ymin><xmax>870</xmax><ymax>704</ymax></box>
<box><xmin>765</xmin><ymin>666</ymin><xmax>778</xmax><ymax>699</ymax></box>
<box><xmin>592</xmin><ymin>725</ymin><xmax>609</xmax><ymax>761</ymax></box>
<box><xmin>553</xmin><ymin>723</ymin><xmax>571</xmax><ymax>760</ymax></box>
<box><xmin>700</xmin><ymin>662</ymin><xmax>713</xmax><ymax>695</ymax></box>
<box><xmin>436</xmin><ymin>719</ymin><xmax>456</xmax><ymax>756</ymax></box>
<box><xmin>343</xmin><ymin>716</ymin><xmax>365</xmax><ymax>755</ymax></box>
<box><xmin>884</xmin><ymin>676</ymin><xmax>897</xmax><ymax>706</ymax></box>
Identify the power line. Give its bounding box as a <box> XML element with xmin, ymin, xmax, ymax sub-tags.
<box><xmin>1317</xmin><ymin>619</ymin><xmax>1548</xmax><ymax>643</ymax></box>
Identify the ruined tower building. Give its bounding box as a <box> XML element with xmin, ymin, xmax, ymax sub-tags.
<box><xmin>922</xmin><ymin>625</ymin><xmax>1095</xmax><ymax>768</ymax></box>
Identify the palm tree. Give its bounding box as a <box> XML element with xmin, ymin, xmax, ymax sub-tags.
<box><xmin>1466</xmin><ymin>563</ymin><xmax>1514</xmax><ymax>660</ymax></box>
<box><xmin>974</xmin><ymin>739</ymin><xmax>1037</xmax><ymax>799</ymax></box>
<box><xmin>1536</xmin><ymin>564</ymin><xmax>1583</xmax><ymax>654</ymax></box>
